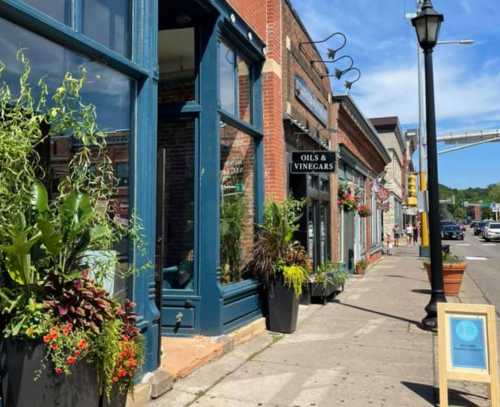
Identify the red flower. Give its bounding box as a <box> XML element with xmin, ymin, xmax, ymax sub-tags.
<box><xmin>78</xmin><ymin>339</ymin><xmax>88</xmax><ymax>350</ymax></box>
<box><xmin>50</xmin><ymin>343</ymin><xmax>59</xmax><ymax>350</ymax></box>
<box><xmin>74</xmin><ymin>350</ymin><xmax>81</xmax><ymax>357</ymax></box>
<box><xmin>66</xmin><ymin>356</ymin><xmax>77</xmax><ymax>365</ymax></box>
<box><xmin>55</xmin><ymin>367</ymin><xmax>63</xmax><ymax>375</ymax></box>
<box><xmin>117</xmin><ymin>368</ymin><xmax>128</xmax><ymax>378</ymax></box>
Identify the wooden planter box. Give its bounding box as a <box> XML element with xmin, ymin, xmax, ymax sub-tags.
<box><xmin>424</xmin><ymin>262</ymin><xmax>467</xmax><ymax>296</ymax></box>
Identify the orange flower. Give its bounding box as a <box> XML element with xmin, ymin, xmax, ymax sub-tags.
<box><xmin>66</xmin><ymin>356</ymin><xmax>77</xmax><ymax>365</ymax></box>
<box><xmin>43</xmin><ymin>335</ymin><xmax>51</xmax><ymax>344</ymax></box>
<box><xmin>78</xmin><ymin>339</ymin><xmax>87</xmax><ymax>350</ymax></box>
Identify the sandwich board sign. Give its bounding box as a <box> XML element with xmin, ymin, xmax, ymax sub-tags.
<box><xmin>438</xmin><ymin>303</ymin><xmax>499</xmax><ymax>406</ymax></box>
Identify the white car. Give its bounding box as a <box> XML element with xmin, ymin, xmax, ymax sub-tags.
<box><xmin>483</xmin><ymin>222</ymin><xmax>500</xmax><ymax>241</ymax></box>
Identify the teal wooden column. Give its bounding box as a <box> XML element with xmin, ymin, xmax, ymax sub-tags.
<box><xmin>198</xmin><ymin>18</ymin><xmax>223</xmax><ymax>335</ymax></box>
<box><xmin>131</xmin><ymin>0</ymin><xmax>160</xmax><ymax>373</ymax></box>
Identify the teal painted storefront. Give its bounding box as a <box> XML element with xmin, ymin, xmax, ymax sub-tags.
<box><xmin>0</xmin><ymin>0</ymin><xmax>265</xmax><ymax>374</ymax></box>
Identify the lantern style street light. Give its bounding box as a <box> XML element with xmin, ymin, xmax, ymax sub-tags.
<box><xmin>411</xmin><ymin>0</ymin><xmax>445</xmax><ymax>330</ymax></box>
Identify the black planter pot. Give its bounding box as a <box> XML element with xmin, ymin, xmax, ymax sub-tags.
<box><xmin>1</xmin><ymin>340</ymin><xmax>100</xmax><ymax>407</ymax></box>
<box><xmin>101</xmin><ymin>388</ymin><xmax>127</xmax><ymax>407</ymax></box>
<box><xmin>299</xmin><ymin>282</ymin><xmax>311</xmax><ymax>305</ymax></box>
<box><xmin>267</xmin><ymin>279</ymin><xmax>299</xmax><ymax>334</ymax></box>
<box><xmin>310</xmin><ymin>282</ymin><xmax>339</xmax><ymax>304</ymax></box>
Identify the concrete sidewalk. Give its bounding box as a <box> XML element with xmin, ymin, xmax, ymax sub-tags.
<box><xmin>151</xmin><ymin>247</ymin><xmax>436</xmax><ymax>406</ymax></box>
<box><xmin>150</xmin><ymin>247</ymin><xmax>495</xmax><ymax>406</ymax></box>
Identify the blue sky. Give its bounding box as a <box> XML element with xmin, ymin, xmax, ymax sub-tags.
<box><xmin>291</xmin><ymin>0</ymin><xmax>500</xmax><ymax>189</ymax></box>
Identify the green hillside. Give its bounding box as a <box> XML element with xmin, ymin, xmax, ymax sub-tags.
<box><xmin>439</xmin><ymin>183</ymin><xmax>500</xmax><ymax>220</ymax></box>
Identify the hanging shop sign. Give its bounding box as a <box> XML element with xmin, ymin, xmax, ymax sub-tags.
<box><xmin>437</xmin><ymin>303</ymin><xmax>499</xmax><ymax>407</ymax></box>
<box><xmin>290</xmin><ymin>151</ymin><xmax>335</xmax><ymax>174</ymax></box>
<box><xmin>294</xmin><ymin>75</ymin><xmax>328</xmax><ymax>126</ymax></box>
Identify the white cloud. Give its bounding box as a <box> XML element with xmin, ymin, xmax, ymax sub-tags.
<box><xmin>350</xmin><ymin>55</ymin><xmax>500</xmax><ymax>132</ymax></box>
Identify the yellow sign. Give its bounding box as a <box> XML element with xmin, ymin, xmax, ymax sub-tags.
<box><xmin>438</xmin><ymin>303</ymin><xmax>499</xmax><ymax>406</ymax></box>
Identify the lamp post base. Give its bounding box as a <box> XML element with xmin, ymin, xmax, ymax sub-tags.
<box><xmin>421</xmin><ymin>291</ymin><xmax>447</xmax><ymax>331</ymax></box>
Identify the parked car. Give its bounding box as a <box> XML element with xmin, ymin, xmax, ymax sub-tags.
<box><xmin>442</xmin><ymin>224</ymin><xmax>464</xmax><ymax>240</ymax></box>
<box><xmin>483</xmin><ymin>222</ymin><xmax>500</xmax><ymax>241</ymax></box>
<box><xmin>470</xmin><ymin>220</ymin><xmax>478</xmax><ymax>230</ymax></box>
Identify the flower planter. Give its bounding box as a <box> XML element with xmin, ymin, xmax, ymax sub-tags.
<box><xmin>101</xmin><ymin>389</ymin><xmax>127</xmax><ymax>407</ymax></box>
<box><xmin>424</xmin><ymin>262</ymin><xmax>466</xmax><ymax>296</ymax></box>
<box><xmin>355</xmin><ymin>265</ymin><xmax>365</xmax><ymax>275</ymax></box>
<box><xmin>267</xmin><ymin>279</ymin><xmax>299</xmax><ymax>334</ymax></box>
<box><xmin>1</xmin><ymin>340</ymin><xmax>100</xmax><ymax>407</ymax></box>
<box><xmin>310</xmin><ymin>282</ymin><xmax>340</xmax><ymax>304</ymax></box>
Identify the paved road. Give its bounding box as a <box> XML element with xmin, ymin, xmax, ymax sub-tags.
<box><xmin>445</xmin><ymin>227</ymin><xmax>500</xmax><ymax>311</ymax></box>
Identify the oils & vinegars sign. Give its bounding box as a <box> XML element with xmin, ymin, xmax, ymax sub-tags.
<box><xmin>290</xmin><ymin>151</ymin><xmax>335</xmax><ymax>174</ymax></box>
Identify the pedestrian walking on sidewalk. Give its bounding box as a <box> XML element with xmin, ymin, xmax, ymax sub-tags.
<box><xmin>393</xmin><ymin>224</ymin><xmax>400</xmax><ymax>247</ymax></box>
<box><xmin>386</xmin><ymin>233</ymin><xmax>394</xmax><ymax>255</ymax></box>
<box><xmin>413</xmin><ymin>223</ymin><xmax>419</xmax><ymax>245</ymax></box>
<box><xmin>406</xmin><ymin>223</ymin><xmax>413</xmax><ymax>245</ymax></box>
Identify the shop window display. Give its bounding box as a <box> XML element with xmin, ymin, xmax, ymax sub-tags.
<box><xmin>219</xmin><ymin>123</ymin><xmax>255</xmax><ymax>284</ymax></box>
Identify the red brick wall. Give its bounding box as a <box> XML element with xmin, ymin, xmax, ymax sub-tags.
<box><xmin>227</xmin><ymin>0</ymin><xmax>267</xmax><ymax>41</ymax></box>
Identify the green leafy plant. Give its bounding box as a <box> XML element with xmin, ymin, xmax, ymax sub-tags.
<box><xmin>355</xmin><ymin>260</ymin><xmax>368</xmax><ymax>274</ymax></box>
<box><xmin>282</xmin><ymin>265</ymin><xmax>308</xmax><ymax>297</ymax></box>
<box><xmin>0</xmin><ymin>51</ymin><xmax>145</xmax><ymax>397</ymax></box>
<box><xmin>311</xmin><ymin>261</ymin><xmax>347</xmax><ymax>290</ymax></box>
<box><xmin>250</xmin><ymin>198</ymin><xmax>311</xmax><ymax>295</ymax></box>
<box><xmin>220</xmin><ymin>194</ymin><xmax>245</xmax><ymax>283</ymax></box>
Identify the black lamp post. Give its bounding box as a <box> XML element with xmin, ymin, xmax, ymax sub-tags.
<box><xmin>412</xmin><ymin>0</ymin><xmax>446</xmax><ymax>330</ymax></box>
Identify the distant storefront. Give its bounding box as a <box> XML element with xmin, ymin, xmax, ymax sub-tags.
<box><xmin>333</xmin><ymin>96</ymin><xmax>391</xmax><ymax>272</ymax></box>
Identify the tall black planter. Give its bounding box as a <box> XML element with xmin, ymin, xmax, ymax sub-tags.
<box><xmin>1</xmin><ymin>340</ymin><xmax>100</xmax><ymax>407</ymax></box>
<box><xmin>267</xmin><ymin>279</ymin><xmax>299</xmax><ymax>334</ymax></box>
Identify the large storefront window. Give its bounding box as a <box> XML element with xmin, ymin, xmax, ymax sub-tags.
<box><xmin>0</xmin><ymin>16</ymin><xmax>133</xmax><ymax>297</ymax></box>
<box><xmin>22</xmin><ymin>0</ymin><xmax>71</xmax><ymax>24</ymax></box>
<box><xmin>219</xmin><ymin>123</ymin><xmax>255</xmax><ymax>284</ymax></box>
<box><xmin>219</xmin><ymin>42</ymin><xmax>252</xmax><ymax>124</ymax></box>
<box><xmin>157</xmin><ymin>119</ymin><xmax>195</xmax><ymax>290</ymax></box>
<box><xmin>82</xmin><ymin>0</ymin><xmax>131</xmax><ymax>57</ymax></box>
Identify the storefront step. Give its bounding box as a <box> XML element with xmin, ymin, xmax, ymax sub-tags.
<box><xmin>161</xmin><ymin>317</ymin><xmax>267</xmax><ymax>380</ymax></box>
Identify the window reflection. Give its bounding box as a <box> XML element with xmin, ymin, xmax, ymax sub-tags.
<box><xmin>219</xmin><ymin>42</ymin><xmax>253</xmax><ymax>124</ymax></box>
<box><xmin>22</xmin><ymin>0</ymin><xmax>71</xmax><ymax>24</ymax></box>
<box><xmin>0</xmin><ymin>17</ymin><xmax>132</xmax><ymax>131</ymax></box>
<box><xmin>219</xmin><ymin>42</ymin><xmax>236</xmax><ymax>114</ymax></box>
<box><xmin>220</xmin><ymin>122</ymin><xmax>255</xmax><ymax>284</ymax></box>
<box><xmin>0</xmin><ymin>17</ymin><xmax>133</xmax><ymax>298</ymax></box>
<box><xmin>157</xmin><ymin>119</ymin><xmax>195</xmax><ymax>290</ymax></box>
<box><xmin>158</xmin><ymin>28</ymin><xmax>196</xmax><ymax>104</ymax></box>
<box><xmin>82</xmin><ymin>0</ymin><xmax>131</xmax><ymax>57</ymax></box>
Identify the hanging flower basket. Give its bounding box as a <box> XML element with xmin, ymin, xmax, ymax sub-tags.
<box><xmin>338</xmin><ymin>181</ymin><xmax>361</xmax><ymax>212</ymax></box>
<box><xmin>358</xmin><ymin>204</ymin><xmax>372</xmax><ymax>217</ymax></box>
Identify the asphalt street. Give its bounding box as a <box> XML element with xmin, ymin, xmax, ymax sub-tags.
<box><xmin>444</xmin><ymin>227</ymin><xmax>500</xmax><ymax>312</ymax></box>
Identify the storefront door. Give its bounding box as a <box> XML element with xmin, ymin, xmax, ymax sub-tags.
<box><xmin>343</xmin><ymin>210</ymin><xmax>355</xmax><ymax>273</ymax></box>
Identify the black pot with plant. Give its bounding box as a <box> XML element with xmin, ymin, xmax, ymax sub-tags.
<box><xmin>308</xmin><ymin>262</ymin><xmax>348</xmax><ymax>304</ymax></box>
<box><xmin>0</xmin><ymin>52</ymin><xmax>145</xmax><ymax>406</ymax></box>
<box><xmin>249</xmin><ymin>200</ymin><xmax>310</xmax><ymax>334</ymax></box>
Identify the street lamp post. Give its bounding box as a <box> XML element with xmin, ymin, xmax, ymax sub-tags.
<box><xmin>412</xmin><ymin>0</ymin><xmax>446</xmax><ymax>330</ymax></box>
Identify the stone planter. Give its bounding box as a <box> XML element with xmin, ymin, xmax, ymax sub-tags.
<box><xmin>424</xmin><ymin>262</ymin><xmax>467</xmax><ymax>296</ymax></box>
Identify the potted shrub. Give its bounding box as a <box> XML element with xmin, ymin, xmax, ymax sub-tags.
<box><xmin>355</xmin><ymin>259</ymin><xmax>368</xmax><ymax>275</ymax></box>
<box><xmin>424</xmin><ymin>250</ymin><xmax>466</xmax><ymax>296</ymax></box>
<box><xmin>249</xmin><ymin>199</ymin><xmax>310</xmax><ymax>334</ymax></box>
<box><xmin>309</xmin><ymin>262</ymin><xmax>348</xmax><ymax>304</ymax></box>
<box><xmin>0</xmin><ymin>53</ymin><xmax>144</xmax><ymax>406</ymax></box>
